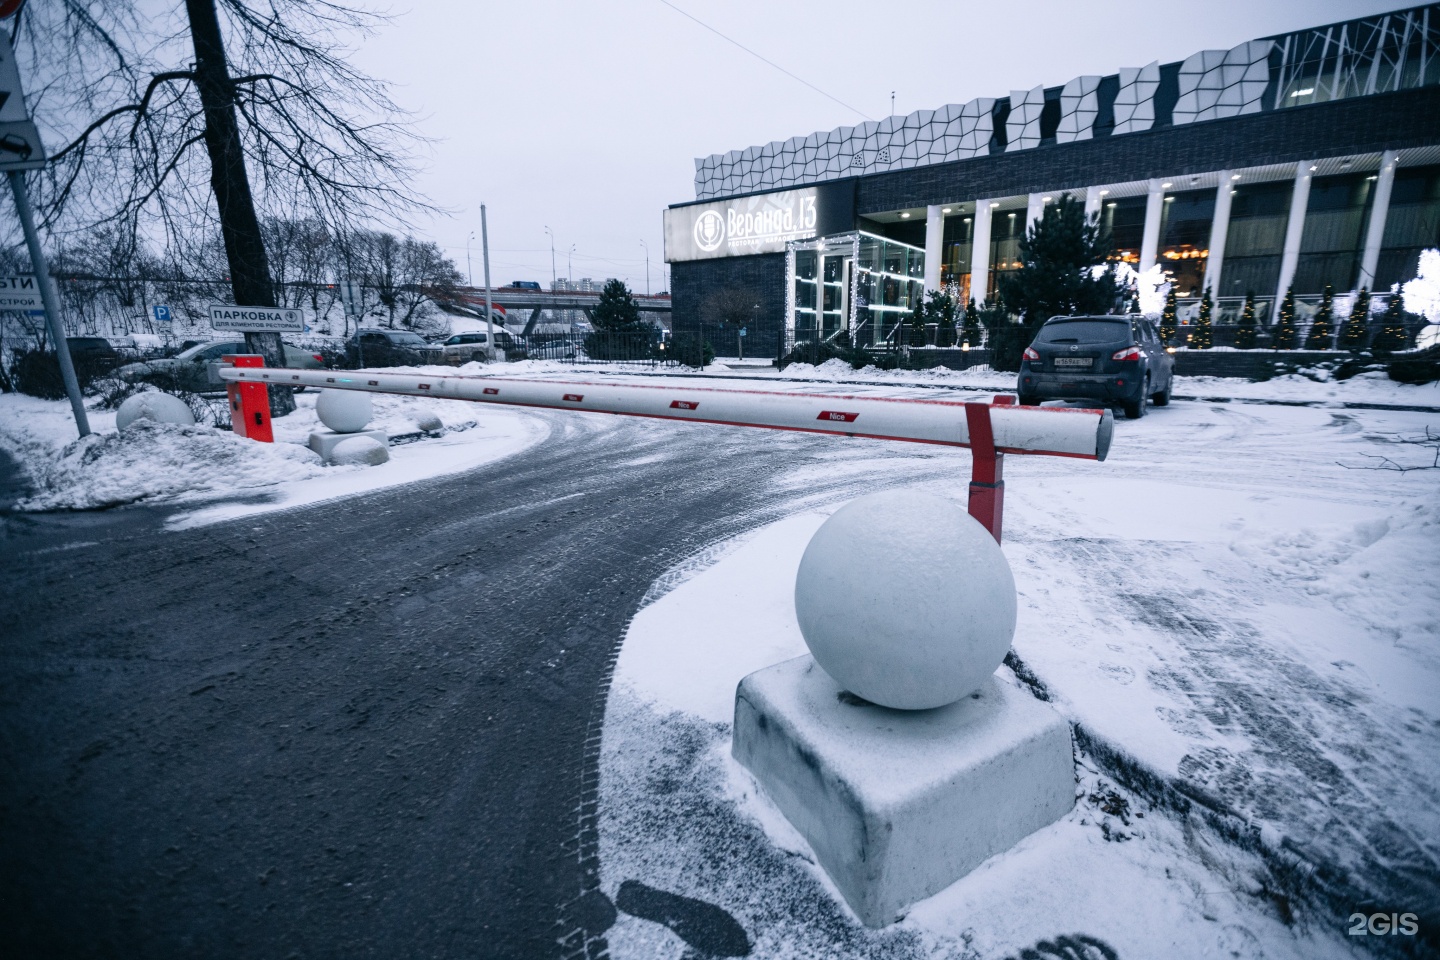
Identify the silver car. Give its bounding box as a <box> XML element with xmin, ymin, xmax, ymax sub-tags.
<box><xmin>440</xmin><ymin>330</ymin><xmax>519</xmax><ymax>363</ymax></box>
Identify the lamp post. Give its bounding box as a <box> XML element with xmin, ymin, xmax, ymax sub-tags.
<box><xmin>544</xmin><ymin>226</ymin><xmax>557</xmax><ymax>290</ymax></box>
<box><xmin>567</xmin><ymin>244</ymin><xmax>576</xmax><ymax>287</ymax></box>
<box><xmin>466</xmin><ymin>230</ymin><xmax>475</xmax><ymax>287</ymax></box>
<box><xmin>640</xmin><ymin>239</ymin><xmax>650</xmax><ymax>297</ymax></box>
<box><xmin>481</xmin><ymin>205</ymin><xmax>495</xmax><ymax>361</ymax></box>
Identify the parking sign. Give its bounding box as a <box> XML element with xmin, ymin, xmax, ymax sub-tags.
<box><xmin>152</xmin><ymin>304</ymin><xmax>172</xmax><ymax>323</ymax></box>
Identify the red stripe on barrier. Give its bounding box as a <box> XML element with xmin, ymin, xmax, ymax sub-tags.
<box><xmin>670</xmin><ymin>400</ymin><xmax>699</xmax><ymax>410</ymax></box>
<box><xmin>563</xmin><ymin>393</ymin><xmax>584</xmax><ymax>402</ymax></box>
<box><xmin>483</xmin><ymin>387</ymin><xmax>499</xmax><ymax>395</ymax></box>
<box><xmin>818</xmin><ymin>410</ymin><xmax>859</xmax><ymax>423</ymax></box>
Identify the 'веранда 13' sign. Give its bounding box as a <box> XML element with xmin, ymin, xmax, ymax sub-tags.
<box><xmin>664</xmin><ymin>183</ymin><xmax>853</xmax><ymax>262</ymax></box>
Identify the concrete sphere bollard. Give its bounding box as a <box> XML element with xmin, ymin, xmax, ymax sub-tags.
<box><xmin>793</xmin><ymin>490</ymin><xmax>1017</xmax><ymax>710</ymax></box>
<box><xmin>329</xmin><ymin>434</ymin><xmax>389</xmax><ymax>466</ymax></box>
<box><xmin>411</xmin><ymin>409</ymin><xmax>443</xmax><ymax>433</ymax></box>
<box><xmin>116</xmin><ymin>392</ymin><xmax>196</xmax><ymax>432</ymax></box>
<box><xmin>315</xmin><ymin>388</ymin><xmax>373</xmax><ymax>434</ymax></box>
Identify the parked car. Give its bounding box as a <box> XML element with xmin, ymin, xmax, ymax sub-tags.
<box><xmin>526</xmin><ymin>338</ymin><xmax>580</xmax><ymax>361</ymax></box>
<box><xmin>344</xmin><ymin>329</ymin><xmax>445</xmax><ymax>368</ymax></box>
<box><xmin>439</xmin><ymin>329</ymin><xmax>526</xmax><ymax>363</ymax></box>
<box><xmin>115</xmin><ymin>339</ymin><xmax>323</xmax><ymax>392</ymax></box>
<box><xmin>65</xmin><ymin>336</ymin><xmax>124</xmax><ymax>374</ymax></box>
<box><xmin>1016</xmin><ymin>314</ymin><xmax>1174</xmax><ymax>419</ymax></box>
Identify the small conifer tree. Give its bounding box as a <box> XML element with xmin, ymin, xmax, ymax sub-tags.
<box><xmin>1339</xmin><ymin>288</ymin><xmax>1371</xmax><ymax>352</ymax></box>
<box><xmin>1371</xmin><ymin>294</ymin><xmax>1410</xmax><ymax>354</ymax></box>
<box><xmin>961</xmin><ymin>298</ymin><xmax>982</xmax><ymax>348</ymax></box>
<box><xmin>1158</xmin><ymin>287</ymin><xmax>1178</xmax><ymax>344</ymax></box>
<box><xmin>1304</xmin><ymin>285</ymin><xmax>1336</xmax><ymax>350</ymax></box>
<box><xmin>1273</xmin><ymin>287</ymin><xmax>1300</xmax><ymax>349</ymax></box>
<box><xmin>1233</xmin><ymin>292</ymin><xmax>1258</xmax><ymax>349</ymax></box>
<box><xmin>1191</xmin><ymin>289</ymin><xmax>1214</xmax><ymax>349</ymax></box>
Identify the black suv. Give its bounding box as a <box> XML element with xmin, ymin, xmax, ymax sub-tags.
<box><xmin>344</xmin><ymin>329</ymin><xmax>443</xmax><ymax>368</ymax></box>
<box><xmin>1017</xmin><ymin>314</ymin><xmax>1174</xmax><ymax>419</ymax></box>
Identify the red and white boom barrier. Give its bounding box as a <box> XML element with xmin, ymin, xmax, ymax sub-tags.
<box><xmin>220</xmin><ymin>364</ymin><xmax>1114</xmax><ymax>542</ymax></box>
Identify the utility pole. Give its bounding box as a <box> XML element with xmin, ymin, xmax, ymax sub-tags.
<box><xmin>640</xmin><ymin>239</ymin><xmax>650</xmax><ymax>297</ymax></box>
<box><xmin>466</xmin><ymin>230</ymin><xmax>475</xmax><ymax>287</ymax></box>
<box><xmin>1</xmin><ymin>21</ymin><xmax>88</xmax><ymax>436</ymax></box>
<box><xmin>481</xmin><ymin>204</ymin><xmax>495</xmax><ymax>360</ymax></box>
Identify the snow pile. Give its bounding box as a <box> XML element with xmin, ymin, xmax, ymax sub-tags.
<box><xmin>16</xmin><ymin>418</ymin><xmax>326</xmax><ymax>511</ymax></box>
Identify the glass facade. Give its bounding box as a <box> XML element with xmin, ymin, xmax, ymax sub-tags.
<box><xmin>1376</xmin><ymin>164</ymin><xmax>1440</xmax><ymax>291</ymax></box>
<box><xmin>989</xmin><ymin>208</ymin><xmax>1026</xmax><ymax>295</ymax></box>
<box><xmin>1103</xmin><ymin>196</ymin><xmax>1148</xmax><ymax>264</ymax></box>
<box><xmin>1157</xmin><ymin>188</ymin><xmax>1215</xmax><ymax>297</ymax></box>
<box><xmin>941</xmin><ymin>215</ymin><xmax>975</xmax><ymax>304</ymax></box>
<box><xmin>1294</xmin><ymin>173</ymin><xmax>1377</xmax><ymax>293</ymax></box>
<box><xmin>1219</xmin><ymin>181</ymin><xmax>1291</xmax><ymax>299</ymax></box>
<box><xmin>790</xmin><ymin>233</ymin><xmax>925</xmax><ymax>346</ymax></box>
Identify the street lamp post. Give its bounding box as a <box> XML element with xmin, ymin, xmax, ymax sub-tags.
<box><xmin>567</xmin><ymin>244</ymin><xmax>576</xmax><ymax>287</ymax></box>
<box><xmin>544</xmin><ymin>226</ymin><xmax>557</xmax><ymax>290</ymax></box>
<box><xmin>640</xmin><ymin>240</ymin><xmax>650</xmax><ymax>297</ymax></box>
<box><xmin>466</xmin><ymin>231</ymin><xmax>475</xmax><ymax>287</ymax></box>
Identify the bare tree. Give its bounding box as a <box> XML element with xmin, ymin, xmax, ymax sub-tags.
<box><xmin>14</xmin><ymin>0</ymin><xmax>426</xmax><ymax>414</ymax></box>
<box><xmin>342</xmin><ymin>229</ymin><xmax>461</xmax><ymax>334</ymax></box>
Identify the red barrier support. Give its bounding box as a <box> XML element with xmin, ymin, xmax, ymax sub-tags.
<box><xmin>224</xmin><ymin>354</ymin><xmax>273</xmax><ymax>443</ymax></box>
<box><xmin>964</xmin><ymin>399</ymin><xmax>1006</xmax><ymax>543</ymax></box>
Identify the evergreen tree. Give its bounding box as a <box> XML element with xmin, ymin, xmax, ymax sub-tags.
<box><xmin>993</xmin><ymin>193</ymin><xmax>1123</xmax><ymax>370</ymax></box>
<box><xmin>1158</xmin><ymin>287</ymin><xmax>1178</xmax><ymax>344</ymax></box>
<box><xmin>1305</xmin><ymin>285</ymin><xmax>1336</xmax><ymax>350</ymax></box>
<box><xmin>908</xmin><ymin>289</ymin><xmax>955</xmax><ymax>346</ymax></box>
<box><xmin>1273</xmin><ymin>287</ymin><xmax>1300</xmax><ymax>349</ymax></box>
<box><xmin>1191</xmin><ymin>289</ymin><xmax>1214</xmax><ymax>349</ymax></box>
<box><xmin>961</xmin><ymin>298</ymin><xmax>982</xmax><ymax>348</ymax></box>
<box><xmin>592</xmin><ymin>278</ymin><xmax>643</xmax><ymax>331</ymax></box>
<box><xmin>1233</xmin><ymin>292</ymin><xmax>1258</xmax><ymax>349</ymax></box>
<box><xmin>1371</xmin><ymin>294</ymin><xmax>1410</xmax><ymax>354</ymax></box>
<box><xmin>1339</xmin><ymin>288</ymin><xmax>1371</xmax><ymax>352</ymax></box>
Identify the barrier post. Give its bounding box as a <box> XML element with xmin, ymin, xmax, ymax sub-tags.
<box><xmin>964</xmin><ymin>399</ymin><xmax>1007</xmax><ymax>543</ymax></box>
<box><xmin>224</xmin><ymin>355</ymin><xmax>274</xmax><ymax>442</ymax></box>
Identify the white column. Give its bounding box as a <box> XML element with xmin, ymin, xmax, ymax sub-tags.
<box><xmin>1274</xmin><ymin>160</ymin><xmax>1315</xmax><ymax>313</ymax></box>
<box><xmin>1026</xmin><ymin>192</ymin><xmax>1046</xmax><ymax>231</ymax></box>
<box><xmin>1084</xmin><ymin>186</ymin><xmax>1103</xmax><ymax>221</ymax></box>
<box><xmin>970</xmin><ymin>201</ymin><xmax>994</xmax><ymax>306</ymax></box>
<box><xmin>1357</xmin><ymin>150</ymin><xmax>1399</xmax><ymax>291</ymax></box>
<box><xmin>923</xmin><ymin>204</ymin><xmax>943</xmax><ymax>294</ymax></box>
<box><xmin>1203</xmin><ymin>170</ymin><xmax>1234</xmax><ymax>296</ymax></box>
<box><xmin>1138</xmin><ymin>179</ymin><xmax>1165</xmax><ymax>273</ymax></box>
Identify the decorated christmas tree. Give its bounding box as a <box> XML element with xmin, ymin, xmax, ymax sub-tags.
<box><xmin>1273</xmin><ymin>287</ymin><xmax>1300</xmax><ymax>349</ymax></box>
<box><xmin>1338</xmin><ymin>288</ymin><xmax>1371</xmax><ymax>352</ymax></box>
<box><xmin>961</xmin><ymin>298</ymin><xmax>981</xmax><ymax>348</ymax></box>
<box><xmin>1233</xmin><ymin>292</ymin><xmax>1258</xmax><ymax>349</ymax></box>
<box><xmin>1158</xmin><ymin>287</ymin><xmax>1178</xmax><ymax>344</ymax></box>
<box><xmin>1304</xmin><ymin>285</ymin><xmax>1336</xmax><ymax>350</ymax></box>
<box><xmin>1371</xmin><ymin>293</ymin><xmax>1410</xmax><ymax>354</ymax></box>
<box><xmin>1191</xmin><ymin>289</ymin><xmax>1214</xmax><ymax>349</ymax></box>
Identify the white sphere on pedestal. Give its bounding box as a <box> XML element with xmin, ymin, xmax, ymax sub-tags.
<box><xmin>793</xmin><ymin>490</ymin><xmax>1017</xmax><ymax>710</ymax></box>
<box><xmin>116</xmin><ymin>392</ymin><xmax>196</xmax><ymax>431</ymax></box>
<box><xmin>315</xmin><ymin>388</ymin><xmax>373</xmax><ymax>433</ymax></box>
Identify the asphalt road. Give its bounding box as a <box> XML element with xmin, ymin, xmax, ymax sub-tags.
<box><xmin>0</xmin><ymin>411</ymin><xmax>945</xmax><ymax>960</ymax></box>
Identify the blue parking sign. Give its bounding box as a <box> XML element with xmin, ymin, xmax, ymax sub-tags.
<box><xmin>152</xmin><ymin>304</ymin><xmax>172</xmax><ymax>323</ymax></box>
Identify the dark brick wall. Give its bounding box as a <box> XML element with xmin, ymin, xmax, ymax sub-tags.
<box><xmin>671</xmin><ymin>253</ymin><xmax>788</xmax><ymax>359</ymax></box>
<box><xmin>856</xmin><ymin>87</ymin><xmax>1440</xmax><ymax>212</ymax></box>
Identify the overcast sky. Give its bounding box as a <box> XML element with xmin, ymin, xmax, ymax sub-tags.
<box><xmin>348</xmin><ymin>0</ymin><xmax>1402</xmax><ymax>293</ymax></box>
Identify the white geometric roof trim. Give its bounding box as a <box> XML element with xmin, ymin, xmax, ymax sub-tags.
<box><xmin>1112</xmin><ymin>61</ymin><xmax>1160</xmax><ymax>135</ymax></box>
<box><xmin>1057</xmin><ymin>75</ymin><xmax>1101</xmax><ymax>143</ymax></box>
<box><xmin>1174</xmin><ymin>40</ymin><xmax>1273</xmax><ymax>124</ymax></box>
<box><xmin>1007</xmin><ymin>85</ymin><xmax>1046</xmax><ymax>152</ymax></box>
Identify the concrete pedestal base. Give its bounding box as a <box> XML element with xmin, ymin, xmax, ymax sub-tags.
<box><xmin>309</xmin><ymin>428</ymin><xmax>388</xmax><ymax>462</ymax></box>
<box><xmin>732</xmin><ymin>655</ymin><xmax>1074</xmax><ymax>927</ymax></box>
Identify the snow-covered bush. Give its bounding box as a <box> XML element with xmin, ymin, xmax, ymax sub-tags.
<box><xmin>1401</xmin><ymin>248</ymin><xmax>1440</xmax><ymax>324</ymax></box>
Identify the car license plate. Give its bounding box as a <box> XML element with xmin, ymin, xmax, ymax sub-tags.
<box><xmin>1054</xmin><ymin>357</ymin><xmax>1092</xmax><ymax>368</ymax></box>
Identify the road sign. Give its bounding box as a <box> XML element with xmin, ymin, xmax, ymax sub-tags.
<box><xmin>209</xmin><ymin>304</ymin><xmax>304</xmax><ymax>332</ymax></box>
<box><xmin>0</xmin><ymin>34</ymin><xmax>44</xmax><ymax>171</ymax></box>
<box><xmin>0</xmin><ymin>274</ymin><xmax>42</xmax><ymax>310</ymax></box>
<box><xmin>152</xmin><ymin>304</ymin><xmax>172</xmax><ymax>324</ymax></box>
<box><xmin>339</xmin><ymin>280</ymin><xmax>362</xmax><ymax>318</ymax></box>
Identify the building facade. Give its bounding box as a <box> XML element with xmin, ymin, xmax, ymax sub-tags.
<box><xmin>664</xmin><ymin>5</ymin><xmax>1440</xmax><ymax>356</ymax></box>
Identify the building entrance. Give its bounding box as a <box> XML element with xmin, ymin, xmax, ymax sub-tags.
<box><xmin>788</xmin><ymin>232</ymin><xmax>926</xmax><ymax>348</ymax></box>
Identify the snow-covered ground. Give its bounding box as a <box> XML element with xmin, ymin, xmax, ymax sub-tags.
<box><xmin>0</xmin><ymin>387</ymin><xmax>547</xmax><ymax>527</ymax></box>
<box><xmin>596</xmin><ymin>391</ymin><xmax>1439</xmax><ymax>958</ymax></box>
